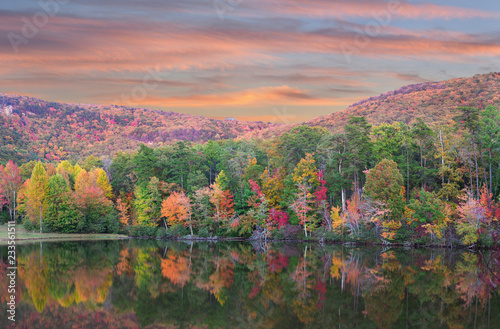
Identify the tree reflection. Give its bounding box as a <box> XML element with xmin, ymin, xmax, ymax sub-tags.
<box><xmin>2</xmin><ymin>241</ymin><xmax>500</xmax><ymax>329</ymax></box>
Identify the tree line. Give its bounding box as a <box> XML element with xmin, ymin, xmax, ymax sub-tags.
<box><xmin>2</xmin><ymin>106</ymin><xmax>500</xmax><ymax>246</ymax></box>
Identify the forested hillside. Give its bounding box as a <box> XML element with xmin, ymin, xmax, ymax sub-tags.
<box><xmin>4</xmin><ymin>103</ymin><xmax>500</xmax><ymax>247</ymax></box>
<box><xmin>0</xmin><ymin>94</ymin><xmax>284</xmax><ymax>164</ymax></box>
<box><xmin>308</xmin><ymin>72</ymin><xmax>500</xmax><ymax>131</ymax></box>
<box><xmin>2</xmin><ymin>73</ymin><xmax>500</xmax><ymax>165</ymax></box>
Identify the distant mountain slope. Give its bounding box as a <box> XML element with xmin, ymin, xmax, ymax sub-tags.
<box><xmin>0</xmin><ymin>94</ymin><xmax>284</xmax><ymax>163</ymax></box>
<box><xmin>308</xmin><ymin>72</ymin><xmax>500</xmax><ymax>131</ymax></box>
<box><xmin>3</xmin><ymin>72</ymin><xmax>499</xmax><ymax>164</ymax></box>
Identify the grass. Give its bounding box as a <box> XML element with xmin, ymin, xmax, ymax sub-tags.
<box><xmin>0</xmin><ymin>223</ymin><xmax>128</xmax><ymax>244</ymax></box>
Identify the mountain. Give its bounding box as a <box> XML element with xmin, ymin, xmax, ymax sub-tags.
<box><xmin>308</xmin><ymin>72</ymin><xmax>500</xmax><ymax>131</ymax></box>
<box><xmin>2</xmin><ymin>72</ymin><xmax>500</xmax><ymax>164</ymax></box>
<box><xmin>0</xmin><ymin>94</ymin><xmax>284</xmax><ymax>163</ymax></box>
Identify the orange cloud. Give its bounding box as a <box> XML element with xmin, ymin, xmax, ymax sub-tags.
<box><xmin>1</xmin><ymin>13</ymin><xmax>498</xmax><ymax>82</ymax></box>
<box><xmin>0</xmin><ymin>2</ymin><xmax>498</xmax><ymax>122</ymax></box>
<box><xmin>107</xmin><ymin>85</ymin><xmax>358</xmax><ymax>108</ymax></box>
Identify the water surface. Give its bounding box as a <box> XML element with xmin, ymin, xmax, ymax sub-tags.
<box><xmin>0</xmin><ymin>240</ymin><xmax>499</xmax><ymax>328</ymax></box>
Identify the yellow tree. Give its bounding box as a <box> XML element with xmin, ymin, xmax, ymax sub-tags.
<box><xmin>291</xmin><ymin>153</ymin><xmax>319</xmax><ymax>237</ymax></box>
<box><xmin>260</xmin><ymin>167</ymin><xmax>285</xmax><ymax>208</ymax></box>
<box><xmin>56</xmin><ymin>160</ymin><xmax>82</xmax><ymax>183</ymax></box>
<box><xmin>210</xmin><ymin>181</ymin><xmax>224</xmax><ymax>222</ymax></box>
<box><xmin>292</xmin><ymin>153</ymin><xmax>319</xmax><ymax>188</ymax></box>
<box><xmin>92</xmin><ymin>168</ymin><xmax>113</xmax><ymax>199</ymax></box>
<box><xmin>26</xmin><ymin>162</ymin><xmax>49</xmax><ymax>233</ymax></box>
<box><xmin>74</xmin><ymin>169</ymin><xmax>91</xmax><ymax>194</ymax></box>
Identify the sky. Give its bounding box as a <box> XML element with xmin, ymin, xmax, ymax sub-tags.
<box><xmin>0</xmin><ymin>0</ymin><xmax>499</xmax><ymax>123</ymax></box>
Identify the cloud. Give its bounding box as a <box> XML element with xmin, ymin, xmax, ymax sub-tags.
<box><xmin>388</xmin><ymin>72</ymin><xmax>433</xmax><ymax>83</ymax></box>
<box><xmin>253</xmin><ymin>0</ymin><xmax>500</xmax><ymax>20</ymax></box>
<box><xmin>103</xmin><ymin>85</ymin><xmax>357</xmax><ymax>108</ymax></box>
<box><xmin>0</xmin><ymin>1</ymin><xmax>499</xmax><ymax>122</ymax></box>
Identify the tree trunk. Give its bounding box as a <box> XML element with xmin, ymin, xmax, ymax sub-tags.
<box><xmin>12</xmin><ymin>191</ymin><xmax>16</xmax><ymax>221</ymax></box>
<box><xmin>303</xmin><ymin>190</ymin><xmax>308</xmax><ymax>238</ymax></box>
<box><xmin>495</xmin><ymin>160</ymin><xmax>500</xmax><ymax>197</ymax></box>
<box><xmin>439</xmin><ymin>130</ymin><xmax>445</xmax><ymax>186</ymax></box>
<box><xmin>478</xmin><ymin>145</ymin><xmax>490</xmax><ymax>208</ymax></box>
<box><xmin>420</xmin><ymin>141</ymin><xmax>424</xmax><ymax>188</ymax></box>
<box><xmin>469</xmin><ymin>166</ymin><xmax>474</xmax><ymax>196</ymax></box>
<box><xmin>472</xmin><ymin>142</ymin><xmax>480</xmax><ymax>199</ymax></box>
<box><xmin>39</xmin><ymin>205</ymin><xmax>43</xmax><ymax>234</ymax></box>
<box><xmin>341</xmin><ymin>189</ymin><xmax>346</xmax><ymax>212</ymax></box>
<box><xmin>339</xmin><ymin>157</ymin><xmax>346</xmax><ymax>211</ymax></box>
<box><xmin>407</xmin><ymin>146</ymin><xmax>410</xmax><ymax>202</ymax></box>
<box><xmin>489</xmin><ymin>149</ymin><xmax>493</xmax><ymax>197</ymax></box>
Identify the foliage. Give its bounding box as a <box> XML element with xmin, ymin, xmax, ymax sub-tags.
<box><xmin>364</xmin><ymin>159</ymin><xmax>406</xmax><ymax>229</ymax></box>
<box><xmin>5</xmin><ymin>97</ymin><xmax>500</xmax><ymax>245</ymax></box>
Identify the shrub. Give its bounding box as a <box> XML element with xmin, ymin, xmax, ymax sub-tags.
<box><xmin>102</xmin><ymin>209</ymin><xmax>121</xmax><ymax>234</ymax></box>
<box><xmin>127</xmin><ymin>225</ymin><xmax>158</xmax><ymax>237</ymax></box>
<box><xmin>270</xmin><ymin>229</ymin><xmax>285</xmax><ymax>240</ymax></box>
<box><xmin>156</xmin><ymin>227</ymin><xmax>168</xmax><ymax>239</ymax></box>
<box><xmin>0</xmin><ymin>211</ymin><xmax>10</xmax><ymax>224</ymax></box>
<box><xmin>23</xmin><ymin>219</ymin><xmax>36</xmax><ymax>232</ymax></box>
<box><xmin>169</xmin><ymin>224</ymin><xmax>188</xmax><ymax>237</ymax></box>
<box><xmin>276</xmin><ymin>224</ymin><xmax>303</xmax><ymax>240</ymax></box>
<box><xmin>197</xmin><ymin>226</ymin><xmax>210</xmax><ymax>237</ymax></box>
<box><xmin>312</xmin><ymin>227</ymin><xmax>342</xmax><ymax>241</ymax></box>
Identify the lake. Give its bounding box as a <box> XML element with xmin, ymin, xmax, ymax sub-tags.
<box><xmin>1</xmin><ymin>240</ymin><xmax>499</xmax><ymax>328</ymax></box>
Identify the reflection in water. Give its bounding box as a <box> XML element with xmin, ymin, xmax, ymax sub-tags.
<box><xmin>0</xmin><ymin>241</ymin><xmax>499</xmax><ymax>328</ymax></box>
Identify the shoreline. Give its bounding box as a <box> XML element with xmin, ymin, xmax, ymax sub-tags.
<box><xmin>1</xmin><ymin>226</ymin><xmax>497</xmax><ymax>250</ymax></box>
<box><xmin>127</xmin><ymin>235</ymin><xmax>499</xmax><ymax>250</ymax></box>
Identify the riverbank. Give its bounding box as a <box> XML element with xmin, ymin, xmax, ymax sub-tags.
<box><xmin>0</xmin><ymin>224</ymin><xmax>128</xmax><ymax>245</ymax></box>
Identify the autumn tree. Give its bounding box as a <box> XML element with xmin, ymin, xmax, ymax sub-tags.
<box><xmin>455</xmin><ymin>187</ymin><xmax>494</xmax><ymax>245</ymax></box>
<box><xmin>209</xmin><ymin>171</ymin><xmax>232</xmax><ymax>223</ymax></box>
<box><xmin>162</xmin><ymin>192</ymin><xmax>187</xmax><ymax>229</ymax></box>
<box><xmin>219</xmin><ymin>190</ymin><xmax>235</xmax><ymax>224</ymax></box>
<box><xmin>25</xmin><ymin>162</ymin><xmax>49</xmax><ymax>233</ymax></box>
<box><xmin>92</xmin><ymin>168</ymin><xmax>113</xmax><ymax>199</ymax></box>
<box><xmin>291</xmin><ymin>153</ymin><xmax>320</xmax><ymax>236</ymax></box>
<box><xmin>0</xmin><ymin>160</ymin><xmax>22</xmax><ymax>221</ymax></box>
<box><xmin>259</xmin><ymin>167</ymin><xmax>285</xmax><ymax>208</ymax></box>
<box><xmin>291</xmin><ymin>183</ymin><xmax>313</xmax><ymax>237</ymax></box>
<box><xmin>364</xmin><ymin>159</ymin><xmax>405</xmax><ymax>239</ymax></box>
<box><xmin>73</xmin><ymin>167</ymin><xmax>117</xmax><ymax>233</ymax></box>
<box><xmin>116</xmin><ymin>198</ymin><xmax>131</xmax><ymax>226</ymax></box>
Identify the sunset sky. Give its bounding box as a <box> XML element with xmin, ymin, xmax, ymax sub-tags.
<box><xmin>1</xmin><ymin>0</ymin><xmax>499</xmax><ymax>123</ymax></box>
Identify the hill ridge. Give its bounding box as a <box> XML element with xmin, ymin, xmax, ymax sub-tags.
<box><xmin>307</xmin><ymin>72</ymin><xmax>500</xmax><ymax>131</ymax></box>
